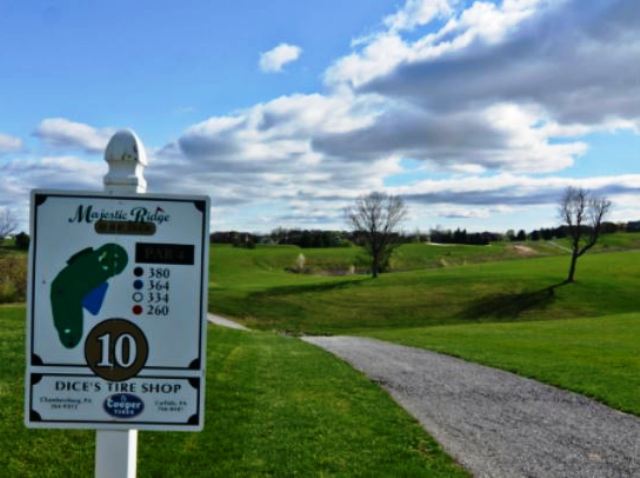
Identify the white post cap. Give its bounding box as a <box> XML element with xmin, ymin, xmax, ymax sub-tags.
<box><xmin>103</xmin><ymin>129</ymin><xmax>148</xmax><ymax>194</ymax></box>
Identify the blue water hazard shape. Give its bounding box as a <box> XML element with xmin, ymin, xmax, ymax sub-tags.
<box><xmin>82</xmin><ymin>282</ymin><xmax>109</xmax><ymax>316</ymax></box>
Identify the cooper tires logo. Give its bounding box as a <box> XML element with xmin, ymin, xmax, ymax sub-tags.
<box><xmin>103</xmin><ymin>393</ymin><xmax>144</xmax><ymax>418</ymax></box>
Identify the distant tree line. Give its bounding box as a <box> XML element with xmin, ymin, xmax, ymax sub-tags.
<box><xmin>209</xmin><ymin>220</ymin><xmax>640</xmax><ymax>248</ymax></box>
<box><xmin>428</xmin><ymin>228</ymin><xmax>502</xmax><ymax>245</ymax></box>
<box><xmin>527</xmin><ymin>221</ymin><xmax>627</xmax><ymax>241</ymax></box>
<box><xmin>209</xmin><ymin>231</ymin><xmax>260</xmax><ymax>248</ymax></box>
<box><xmin>269</xmin><ymin>228</ymin><xmax>349</xmax><ymax>248</ymax></box>
<box><xmin>209</xmin><ymin>229</ymin><xmax>350</xmax><ymax>249</ymax></box>
<box><xmin>0</xmin><ymin>231</ymin><xmax>30</xmax><ymax>250</ymax></box>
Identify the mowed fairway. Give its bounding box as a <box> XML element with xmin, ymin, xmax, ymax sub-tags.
<box><xmin>209</xmin><ymin>238</ymin><xmax>640</xmax><ymax>418</ymax></box>
<box><xmin>0</xmin><ymin>305</ymin><xmax>465</xmax><ymax>477</ymax></box>
<box><xmin>212</xmin><ymin>244</ymin><xmax>640</xmax><ymax>334</ymax></box>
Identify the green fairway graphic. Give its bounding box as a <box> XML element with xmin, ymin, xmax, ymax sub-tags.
<box><xmin>50</xmin><ymin>244</ymin><xmax>128</xmax><ymax>348</ymax></box>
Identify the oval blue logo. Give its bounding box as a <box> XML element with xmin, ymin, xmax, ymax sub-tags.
<box><xmin>103</xmin><ymin>393</ymin><xmax>144</xmax><ymax>419</ymax></box>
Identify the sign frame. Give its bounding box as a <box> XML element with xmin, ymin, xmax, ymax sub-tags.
<box><xmin>25</xmin><ymin>189</ymin><xmax>210</xmax><ymax>431</ymax></box>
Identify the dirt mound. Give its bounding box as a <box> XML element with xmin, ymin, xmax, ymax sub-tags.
<box><xmin>511</xmin><ymin>244</ymin><xmax>538</xmax><ymax>256</ymax></box>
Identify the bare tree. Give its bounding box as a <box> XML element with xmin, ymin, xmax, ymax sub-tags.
<box><xmin>559</xmin><ymin>187</ymin><xmax>611</xmax><ymax>283</ymax></box>
<box><xmin>346</xmin><ymin>192</ymin><xmax>408</xmax><ymax>278</ymax></box>
<box><xmin>0</xmin><ymin>209</ymin><xmax>18</xmax><ymax>240</ymax></box>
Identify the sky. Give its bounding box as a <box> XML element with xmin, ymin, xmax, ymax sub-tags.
<box><xmin>1</xmin><ymin>0</ymin><xmax>638</xmax><ymax>234</ymax></box>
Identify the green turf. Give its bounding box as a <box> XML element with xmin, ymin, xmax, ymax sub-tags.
<box><xmin>3</xmin><ymin>232</ymin><xmax>639</xmax><ymax>474</ymax></box>
<box><xmin>365</xmin><ymin>312</ymin><xmax>640</xmax><ymax>416</ymax></box>
<box><xmin>0</xmin><ymin>239</ymin><xmax>28</xmax><ymax>256</ymax></box>
<box><xmin>0</xmin><ymin>240</ymin><xmax>28</xmax><ymax>303</ymax></box>
<box><xmin>1</xmin><ymin>305</ymin><xmax>466</xmax><ymax>477</ymax></box>
<box><xmin>208</xmin><ymin>241</ymin><xmax>640</xmax><ymax>419</ymax></box>
<box><xmin>212</xmin><ymin>238</ymin><xmax>567</xmax><ymax>279</ymax></box>
<box><xmin>390</xmin><ymin>240</ymin><xmax>558</xmax><ymax>269</ymax></box>
<box><xmin>212</xmin><ymin>246</ymin><xmax>640</xmax><ymax>334</ymax></box>
<box><xmin>555</xmin><ymin>231</ymin><xmax>640</xmax><ymax>252</ymax></box>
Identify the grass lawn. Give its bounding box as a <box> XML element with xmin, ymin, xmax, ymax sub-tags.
<box><xmin>208</xmin><ymin>242</ymin><xmax>640</xmax><ymax>419</ymax></box>
<box><xmin>212</xmin><ymin>247</ymin><xmax>640</xmax><ymax>334</ymax></box>
<box><xmin>3</xmin><ymin>233</ymin><xmax>639</xmax><ymax>473</ymax></box>
<box><xmin>0</xmin><ymin>241</ymin><xmax>28</xmax><ymax>303</ymax></box>
<box><xmin>556</xmin><ymin>230</ymin><xmax>640</xmax><ymax>252</ymax></box>
<box><xmin>212</xmin><ymin>237</ymin><xmax>567</xmax><ymax>280</ymax></box>
<box><xmin>366</xmin><ymin>312</ymin><xmax>640</xmax><ymax>416</ymax></box>
<box><xmin>1</xmin><ymin>305</ymin><xmax>466</xmax><ymax>477</ymax></box>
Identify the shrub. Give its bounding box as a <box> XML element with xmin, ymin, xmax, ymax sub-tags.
<box><xmin>0</xmin><ymin>255</ymin><xmax>27</xmax><ymax>303</ymax></box>
<box><xmin>232</xmin><ymin>234</ymin><xmax>256</xmax><ymax>249</ymax></box>
<box><xmin>15</xmin><ymin>232</ymin><xmax>30</xmax><ymax>250</ymax></box>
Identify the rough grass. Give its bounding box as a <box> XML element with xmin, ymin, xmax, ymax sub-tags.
<box><xmin>556</xmin><ymin>231</ymin><xmax>640</xmax><ymax>252</ymax></box>
<box><xmin>366</xmin><ymin>312</ymin><xmax>640</xmax><ymax>416</ymax></box>
<box><xmin>212</xmin><ymin>246</ymin><xmax>640</xmax><ymax>334</ymax></box>
<box><xmin>0</xmin><ymin>305</ymin><xmax>466</xmax><ymax>477</ymax></box>
<box><xmin>215</xmin><ymin>238</ymin><xmax>565</xmax><ymax>277</ymax></box>
<box><xmin>0</xmin><ymin>241</ymin><xmax>28</xmax><ymax>303</ymax></box>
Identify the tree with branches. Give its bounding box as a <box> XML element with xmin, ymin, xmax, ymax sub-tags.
<box><xmin>559</xmin><ymin>187</ymin><xmax>611</xmax><ymax>283</ymax></box>
<box><xmin>345</xmin><ymin>192</ymin><xmax>408</xmax><ymax>278</ymax></box>
<box><xmin>0</xmin><ymin>209</ymin><xmax>18</xmax><ymax>240</ymax></box>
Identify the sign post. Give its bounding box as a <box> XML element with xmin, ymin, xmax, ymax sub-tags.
<box><xmin>24</xmin><ymin>130</ymin><xmax>210</xmax><ymax>478</ymax></box>
<box><xmin>97</xmin><ymin>130</ymin><xmax>146</xmax><ymax>478</ymax></box>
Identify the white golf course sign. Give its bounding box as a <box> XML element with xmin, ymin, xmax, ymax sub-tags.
<box><xmin>25</xmin><ymin>190</ymin><xmax>210</xmax><ymax>431</ymax></box>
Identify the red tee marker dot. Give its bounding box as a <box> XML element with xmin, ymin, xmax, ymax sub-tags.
<box><xmin>132</xmin><ymin>305</ymin><xmax>143</xmax><ymax>315</ymax></box>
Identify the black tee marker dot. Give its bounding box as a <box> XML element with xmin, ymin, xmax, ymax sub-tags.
<box><xmin>134</xmin><ymin>266</ymin><xmax>144</xmax><ymax>277</ymax></box>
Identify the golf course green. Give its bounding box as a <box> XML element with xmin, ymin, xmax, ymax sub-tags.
<box><xmin>1</xmin><ymin>232</ymin><xmax>638</xmax><ymax>475</ymax></box>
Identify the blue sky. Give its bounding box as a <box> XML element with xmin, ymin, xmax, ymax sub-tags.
<box><xmin>1</xmin><ymin>0</ymin><xmax>638</xmax><ymax>233</ymax></box>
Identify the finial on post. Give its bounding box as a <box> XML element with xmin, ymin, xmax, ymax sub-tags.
<box><xmin>103</xmin><ymin>129</ymin><xmax>148</xmax><ymax>194</ymax></box>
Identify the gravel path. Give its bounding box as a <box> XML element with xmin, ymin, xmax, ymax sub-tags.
<box><xmin>206</xmin><ymin>313</ymin><xmax>249</xmax><ymax>331</ymax></box>
<box><xmin>302</xmin><ymin>336</ymin><xmax>640</xmax><ymax>478</ymax></box>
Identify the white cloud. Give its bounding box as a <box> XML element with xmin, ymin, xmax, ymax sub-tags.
<box><xmin>350</xmin><ymin>1</ymin><xmax>639</xmax><ymax>126</ymax></box>
<box><xmin>384</xmin><ymin>0</ymin><xmax>454</xmax><ymax>32</ymax></box>
<box><xmin>259</xmin><ymin>43</ymin><xmax>302</xmax><ymax>73</ymax></box>
<box><xmin>0</xmin><ymin>133</ymin><xmax>23</xmax><ymax>153</ymax></box>
<box><xmin>323</xmin><ymin>0</ymin><xmax>640</xmax><ymax>140</ymax></box>
<box><xmin>392</xmin><ymin>173</ymin><xmax>640</xmax><ymax>208</ymax></box>
<box><xmin>139</xmin><ymin>92</ymin><xmax>402</xmax><ymax>216</ymax></box>
<box><xmin>312</xmin><ymin>100</ymin><xmax>588</xmax><ymax>174</ymax></box>
<box><xmin>0</xmin><ymin>155</ymin><xmax>105</xmax><ymax>213</ymax></box>
<box><xmin>316</xmin><ymin>0</ymin><xmax>639</xmax><ymax>190</ymax></box>
<box><xmin>175</xmin><ymin>92</ymin><xmax>381</xmax><ymax>165</ymax></box>
<box><xmin>0</xmin><ymin>154</ymin><xmax>106</xmax><ymax>230</ymax></box>
<box><xmin>155</xmin><ymin>0</ymin><xmax>639</xmax><ymax>225</ymax></box>
<box><xmin>34</xmin><ymin>118</ymin><xmax>114</xmax><ymax>153</ymax></box>
<box><xmin>4</xmin><ymin>0</ymin><xmax>640</xmax><ymax>232</ymax></box>
<box><xmin>153</xmin><ymin>81</ymin><xmax>637</xmax><ymax>225</ymax></box>
<box><xmin>326</xmin><ymin>0</ymin><xmax>554</xmax><ymax>88</ymax></box>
